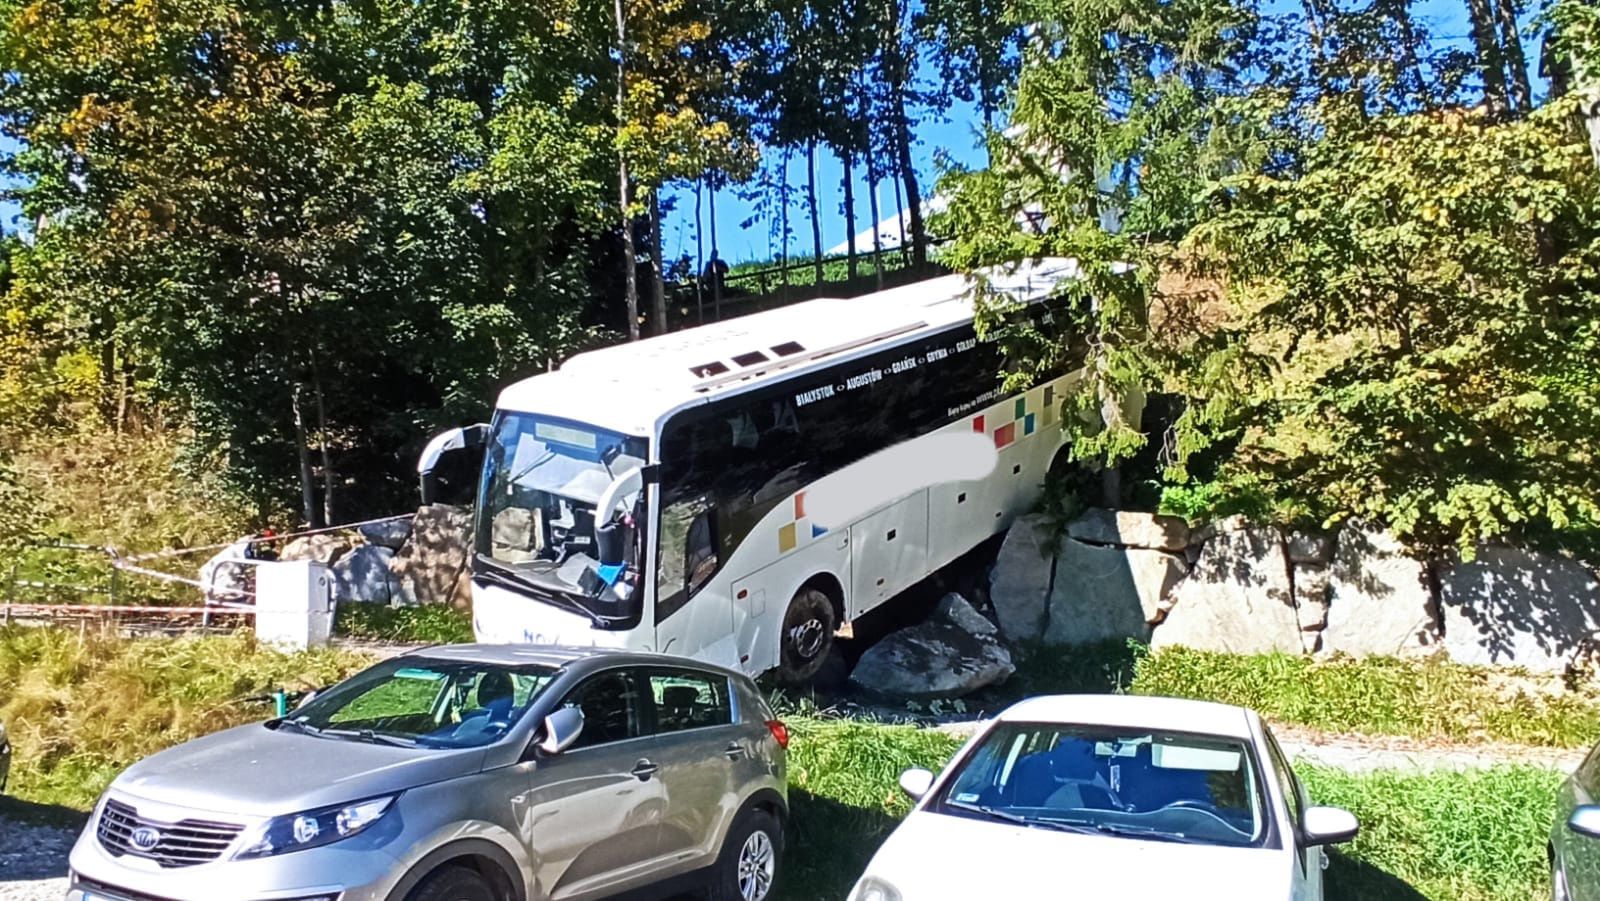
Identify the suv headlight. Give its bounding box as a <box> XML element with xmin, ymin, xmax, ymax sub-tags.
<box><xmin>235</xmin><ymin>794</ymin><xmax>397</xmax><ymax>859</ymax></box>
<box><xmin>851</xmin><ymin>876</ymin><xmax>903</xmax><ymax>901</ymax></box>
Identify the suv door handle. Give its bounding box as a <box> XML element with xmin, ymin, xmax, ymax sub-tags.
<box><xmin>630</xmin><ymin>759</ymin><xmax>659</xmax><ymax>781</ymax></box>
<box><xmin>724</xmin><ymin>742</ymin><xmax>746</xmax><ymax>760</ymax></box>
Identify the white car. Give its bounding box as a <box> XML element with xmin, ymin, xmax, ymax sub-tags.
<box><xmin>849</xmin><ymin>695</ymin><xmax>1359</xmax><ymax>900</ymax></box>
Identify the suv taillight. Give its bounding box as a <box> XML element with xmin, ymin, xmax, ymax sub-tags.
<box><xmin>765</xmin><ymin>719</ymin><xmax>790</xmax><ymax>750</ymax></box>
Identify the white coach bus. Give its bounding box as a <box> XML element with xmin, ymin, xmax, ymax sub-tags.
<box><xmin>421</xmin><ymin>258</ymin><xmax>1089</xmax><ymax>683</ymax></box>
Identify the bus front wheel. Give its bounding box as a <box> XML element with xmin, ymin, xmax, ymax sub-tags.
<box><xmin>774</xmin><ymin>587</ymin><xmax>835</xmax><ymax>685</ymax></box>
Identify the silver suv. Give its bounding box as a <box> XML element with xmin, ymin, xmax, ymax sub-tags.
<box><xmin>66</xmin><ymin>645</ymin><xmax>788</xmax><ymax>901</ymax></box>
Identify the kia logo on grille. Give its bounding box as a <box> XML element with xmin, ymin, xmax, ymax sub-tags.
<box><xmin>129</xmin><ymin>826</ymin><xmax>161</xmax><ymax>851</ymax></box>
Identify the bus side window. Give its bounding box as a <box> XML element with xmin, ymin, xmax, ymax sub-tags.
<box><xmin>685</xmin><ymin>508</ymin><xmax>718</xmax><ymax>594</ymax></box>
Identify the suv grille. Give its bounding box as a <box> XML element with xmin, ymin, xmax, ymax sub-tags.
<box><xmin>96</xmin><ymin>799</ymin><xmax>244</xmax><ymax>867</ymax></box>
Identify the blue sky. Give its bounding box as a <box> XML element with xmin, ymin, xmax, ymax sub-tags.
<box><xmin>1</xmin><ymin>0</ymin><xmax>1500</xmax><ymax>261</ymax></box>
<box><xmin>662</xmin><ymin>0</ymin><xmax>1492</xmax><ymax>265</ymax></box>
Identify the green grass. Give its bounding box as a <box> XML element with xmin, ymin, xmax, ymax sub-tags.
<box><xmin>1302</xmin><ymin>765</ymin><xmax>1560</xmax><ymax>901</ymax></box>
<box><xmin>995</xmin><ymin>640</ymin><xmax>1600</xmax><ymax>750</ymax></box>
<box><xmin>1130</xmin><ymin>646</ymin><xmax>1600</xmax><ymax>748</ymax></box>
<box><xmin>334</xmin><ymin>602</ymin><xmax>474</xmax><ymax>644</ymax></box>
<box><xmin>0</xmin><ymin>626</ymin><xmax>374</xmax><ymax>808</ymax></box>
<box><xmin>778</xmin><ymin>716</ymin><xmax>964</xmax><ymax>900</ymax></box>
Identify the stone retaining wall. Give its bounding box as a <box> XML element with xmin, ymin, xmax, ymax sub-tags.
<box><xmin>991</xmin><ymin>509</ymin><xmax>1600</xmax><ymax>673</ymax></box>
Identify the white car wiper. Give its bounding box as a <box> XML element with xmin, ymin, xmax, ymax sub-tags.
<box><xmin>1045</xmin><ymin>816</ymin><xmax>1201</xmax><ymax>844</ymax></box>
<box><xmin>945</xmin><ymin>801</ymin><xmax>1098</xmax><ymax>835</ymax></box>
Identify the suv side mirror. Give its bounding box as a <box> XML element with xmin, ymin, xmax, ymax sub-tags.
<box><xmin>539</xmin><ymin>706</ymin><xmax>585</xmax><ymax>756</ymax></box>
<box><xmin>418</xmin><ymin>424</ymin><xmax>490</xmax><ymax>506</ymax></box>
<box><xmin>1569</xmin><ymin>805</ymin><xmax>1600</xmax><ymax>838</ymax></box>
<box><xmin>1301</xmin><ymin>806</ymin><xmax>1359</xmax><ymax>846</ymax></box>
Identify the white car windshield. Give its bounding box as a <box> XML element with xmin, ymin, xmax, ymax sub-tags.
<box><xmin>935</xmin><ymin>723</ymin><xmax>1267</xmax><ymax>847</ymax></box>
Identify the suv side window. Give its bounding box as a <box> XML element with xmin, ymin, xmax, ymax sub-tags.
<box><xmin>561</xmin><ymin>670</ymin><xmax>646</xmax><ymax>750</ymax></box>
<box><xmin>647</xmin><ymin>669</ymin><xmax>733</xmax><ymax>733</ymax></box>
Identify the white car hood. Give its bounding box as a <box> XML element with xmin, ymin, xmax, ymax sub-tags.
<box><xmin>859</xmin><ymin>810</ymin><xmax>1293</xmax><ymax>899</ymax></box>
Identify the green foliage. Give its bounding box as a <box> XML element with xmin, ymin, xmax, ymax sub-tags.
<box><xmin>0</xmin><ymin>627</ymin><xmax>373</xmax><ymax>808</ymax></box>
<box><xmin>1130</xmin><ymin>647</ymin><xmax>1600</xmax><ymax>748</ymax></box>
<box><xmin>334</xmin><ymin>603</ymin><xmax>474</xmax><ymax>645</ymax></box>
<box><xmin>1302</xmin><ymin>766</ymin><xmax>1560</xmax><ymax>901</ymax></box>
<box><xmin>1178</xmin><ymin>101</ymin><xmax>1600</xmax><ymax>552</ymax></box>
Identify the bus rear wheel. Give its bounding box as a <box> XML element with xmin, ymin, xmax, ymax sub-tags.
<box><xmin>774</xmin><ymin>587</ymin><xmax>835</xmax><ymax>685</ymax></box>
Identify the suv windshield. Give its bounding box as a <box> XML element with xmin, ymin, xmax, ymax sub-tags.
<box><xmin>934</xmin><ymin>722</ymin><xmax>1267</xmax><ymax>848</ymax></box>
<box><xmin>283</xmin><ymin>657</ymin><xmax>558</xmax><ymax>749</ymax></box>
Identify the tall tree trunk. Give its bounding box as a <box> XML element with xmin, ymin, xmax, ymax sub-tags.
<box><xmin>1465</xmin><ymin>0</ymin><xmax>1509</xmax><ymax>118</ymax></box>
<box><xmin>709</xmin><ymin>178</ymin><xmax>722</xmax><ymax>320</ymax></box>
<box><xmin>615</xmin><ymin>0</ymin><xmax>639</xmax><ymax>340</ymax></box>
<box><xmin>842</xmin><ymin>151</ymin><xmax>858</xmax><ymax>283</ymax></box>
<box><xmin>310</xmin><ymin>354</ymin><xmax>336</xmax><ymax>527</ymax></box>
<box><xmin>866</xmin><ymin>144</ymin><xmax>884</xmax><ymax>291</ymax></box>
<box><xmin>884</xmin><ymin>0</ymin><xmax>926</xmax><ymax>267</ymax></box>
<box><xmin>1492</xmin><ymin>0</ymin><xmax>1531</xmax><ymax>114</ymax></box>
<box><xmin>807</xmin><ymin>141</ymin><xmax>824</xmax><ymax>296</ymax></box>
<box><xmin>890</xmin><ymin>153</ymin><xmax>907</xmax><ymax>262</ymax></box>
<box><xmin>779</xmin><ymin>149</ymin><xmax>791</xmax><ymax>305</ymax></box>
<box><xmin>649</xmin><ymin>188</ymin><xmax>667</xmax><ymax>335</ymax></box>
<box><xmin>694</xmin><ymin>178</ymin><xmax>705</xmax><ymax>324</ymax></box>
<box><xmin>290</xmin><ymin>383</ymin><xmax>321</xmax><ymax>529</ymax></box>
<box><xmin>893</xmin><ymin>98</ymin><xmax>925</xmax><ymax>268</ymax></box>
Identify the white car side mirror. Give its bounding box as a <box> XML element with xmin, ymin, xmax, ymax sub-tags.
<box><xmin>898</xmin><ymin>768</ymin><xmax>934</xmax><ymax>801</ymax></box>
<box><xmin>1568</xmin><ymin>805</ymin><xmax>1600</xmax><ymax>838</ymax></box>
<box><xmin>1301</xmin><ymin>805</ymin><xmax>1360</xmax><ymax>846</ymax></box>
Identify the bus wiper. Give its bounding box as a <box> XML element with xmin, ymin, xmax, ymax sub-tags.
<box><xmin>945</xmin><ymin>801</ymin><xmax>1097</xmax><ymax>835</ymax></box>
<box><xmin>475</xmin><ymin>559</ymin><xmax>608</xmax><ymax>629</ymax></box>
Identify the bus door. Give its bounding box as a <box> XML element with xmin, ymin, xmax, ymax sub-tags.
<box><xmin>653</xmin><ymin>491</ymin><xmax>739</xmax><ymax>668</ymax></box>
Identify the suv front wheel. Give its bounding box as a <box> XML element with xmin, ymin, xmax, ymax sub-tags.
<box><xmin>708</xmin><ymin>808</ymin><xmax>782</xmax><ymax>901</ymax></box>
<box><xmin>406</xmin><ymin>864</ymin><xmax>497</xmax><ymax>901</ymax></box>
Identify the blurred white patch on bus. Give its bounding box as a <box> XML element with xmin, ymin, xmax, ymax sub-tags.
<box><xmin>805</xmin><ymin>431</ymin><xmax>997</xmax><ymax>530</ymax></box>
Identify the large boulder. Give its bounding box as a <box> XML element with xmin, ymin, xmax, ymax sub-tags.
<box><xmin>988</xmin><ymin>514</ymin><xmax>1056</xmax><ymax>643</ymax></box>
<box><xmin>279</xmin><ymin>532</ymin><xmax>352</xmax><ymax>567</ymax></box>
<box><xmin>850</xmin><ymin>595</ymin><xmax>1015</xmax><ymax>700</ymax></box>
<box><xmin>1438</xmin><ymin>546</ymin><xmax>1600</xmax><ymax>673</ymax></box>
<box><xmin>1043</xmin><ymin>538</ymin><xmax>1186</xmax><ymax>646</ymax></box>
<box><xmin>1150</xmin><ymin>524</ymin><xmax>1304</xmax><ymax>654</ymax></box>
<box><xmin>1067</xmin><ymin>508</ymin><xmax>1190</xmax><ymax>552</ymax></box>
<box><xmin>358</xmin><ymin>518</ymin><xmax>413</xmax><ymax>550</ymax></box>
<box><xmin>389</xmin><ymin>504</ymin><xmax>473</xmax><ymax>607</ymax></box>
<box><xmin>332</xmin><ymin>545</ymin><xmax>398</xmax><ymax>604</ymax></box>
<box><xmin>1321</xmin><ymin>525</ymin><xmax>1440</xmax><ymax>658</ymax></box>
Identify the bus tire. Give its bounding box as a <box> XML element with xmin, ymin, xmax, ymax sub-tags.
<box><xmin>773</xmin><ymin>586</ymin><xmax>835</xmax><ymax>685</ymax></box>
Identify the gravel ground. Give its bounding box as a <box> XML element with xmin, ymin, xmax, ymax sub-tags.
<box><xmin>0</xmin><ymin>813</ymin><xmax>75</xmax><ymax>900</ymax></box>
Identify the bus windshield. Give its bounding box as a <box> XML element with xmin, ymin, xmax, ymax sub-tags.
<box><xmin>476</xmin><ymin>412</ymin><xmax>649</xmax><ymax>617</ymax></box>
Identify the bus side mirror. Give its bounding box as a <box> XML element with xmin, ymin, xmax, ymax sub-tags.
<box><xmin>595</xmin><ymin>466</ymin><xmax>644</xmax><ymax>524</ymax></box>
<box><xmin>419</xmin><ymin>424</ymin><xmax>489</xmax><ymax>506</ymax></box>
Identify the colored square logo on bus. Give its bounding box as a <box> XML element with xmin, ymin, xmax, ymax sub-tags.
<box><xmin>1014</xmin><ymin>398</ymin><xmax>1027</xmax><ymax>420</ymax></box>
<box><xmin>1024</xmin><ymin>413</ymin><xmax>1036</xmax><ymax>436</ymax></box>
<box><xmin>994</xmin><ymin>423</ymin><xmax>1016</xmax><ymax>448</ymax></box>
<box><xmin>794</xmin><ymin>491</ymin><xmax>807</xmax><ymax>519</ymax></box>
<box><xmin>972</xmin><ymin>415</ymin><xmax>985</xmax><ymax>434</ymax></box>
<box><xmin>778</xmin><ymin>522</ymin><xmax>798</xmax><ymax>553</ymax></box>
